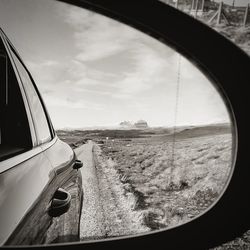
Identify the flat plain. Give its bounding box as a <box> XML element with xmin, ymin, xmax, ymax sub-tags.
<box><xmin>57</xmin><ymin>123</ymin><xmax>233</xmax><ymax>231</ymax></box>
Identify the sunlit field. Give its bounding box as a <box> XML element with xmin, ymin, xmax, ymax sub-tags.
<box><xmin>57</xmin><ymin>123</ymin><xmax>233</xmax><ymax>230</ymax></box>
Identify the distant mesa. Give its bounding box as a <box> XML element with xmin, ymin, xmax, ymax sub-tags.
<box><xmin>119</xmin><ymin>120</ymin><xmax>149</xmax><ymax>129</ymax></box>
<box><xmin>134</xmin><ymin>120</ymin><xmax>148</xmax><ymax>129</ymax></box>
<box><xmin>119</xmin><ymin>121</ymin><xmax>133</xmax><ymax>128</ymax></box>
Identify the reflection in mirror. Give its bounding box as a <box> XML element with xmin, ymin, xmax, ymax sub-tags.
<box><xmin>0</xmin><ymin>0</ymin><xmax>235</xmax><ymax>246</ymax></box>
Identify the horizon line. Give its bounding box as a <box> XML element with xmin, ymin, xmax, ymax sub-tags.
<box><xmin>55</xmin><ymin>121</ymin><xmax>231</xmax><ymax>131</ymax></box>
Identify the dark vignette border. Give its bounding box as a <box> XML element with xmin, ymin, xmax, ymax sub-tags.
<box><xmin>3</xmin><ymin>0</ymin><xmax>250</xmax><ymax>249</ymax></box>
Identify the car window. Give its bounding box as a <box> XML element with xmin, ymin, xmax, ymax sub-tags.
<box><xmin>0</xmin><ymin>52</ymin><xmax>6</xmax><ymax>146</ymax></box>
<box><xmin>0</xmin><ymin>40</ymin><xmax>32</xmax><ymax>161</ymax></box>
<box><xmin>10</xmin><ymin>51</ymin><xmax>52</xmax><ymax>145</ymax></box>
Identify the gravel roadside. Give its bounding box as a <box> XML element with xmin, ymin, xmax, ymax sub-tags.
<box><xmin>75</xmin><ymin>141</ymin><xmax>149</xmax><ymax>241</ymax></box>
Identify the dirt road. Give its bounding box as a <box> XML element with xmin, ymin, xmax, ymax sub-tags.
<box><xmin>74</xmin><ymin>141</ymin><xmax>149</xmax><ymax>241</ymax></box>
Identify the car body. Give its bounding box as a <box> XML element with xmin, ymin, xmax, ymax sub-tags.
<box><xmin>0</xmin><ymin>28</ymin><xmax>83</xmax><ymax>246</ymax></box>
<box><xmin>0</xmin><ymin>0</ymin><xmax>250</xmax><ymax>249</ymax></box>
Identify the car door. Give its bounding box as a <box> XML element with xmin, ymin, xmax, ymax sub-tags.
<box><xmin>0</xmin><ymin>30</ymin><xmax>57</xmax><ymax>245</ymax></box>
<box><xmin>0</xmin><ymin>30</ymin><xmax>82</xmax><ymax>246</ymax></box>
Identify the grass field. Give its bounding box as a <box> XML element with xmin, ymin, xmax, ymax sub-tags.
<box><xmin>57</xmin><ymin>123</ymin><xmax>233</xmax><ymax>230</ymax></box>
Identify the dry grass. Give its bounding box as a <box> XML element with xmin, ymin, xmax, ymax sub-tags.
<box><xmin>99</xmin><ymin>125</ymin><xmax>233</xmax><ymax>230</ymax></box>
<box><xmin>58</xmin><ymin>124</ymin><xmax>234</xmax><ymax>234</ymax></box>
<box><xmin>93</xmin><ymin>146</ymin><xmax>151</xmax><ymax>236</ymax></box>
<box><xmin>211</xmin><ymin>230</ymin><xmax>250</xmax><ymax>250</ymax></box>
<box><xmin>212</xmin><ymin>25</ymin><xmax>250</xmax><ymax>56</ymax></box>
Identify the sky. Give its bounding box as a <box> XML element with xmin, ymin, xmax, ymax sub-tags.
<box><xmin>0</xmin><ymin>0</ymin><xmax>231</xmax><ymax>129</ymax></box>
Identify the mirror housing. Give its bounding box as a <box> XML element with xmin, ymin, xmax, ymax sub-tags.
<box><xmin>57</xmin><ymin>0</ymin><xmax>250</xmax><ymax>249</ymax></box>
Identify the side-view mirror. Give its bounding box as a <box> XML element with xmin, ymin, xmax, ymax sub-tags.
<box><xmin>57</xmin><ymin>1</ymin><xmax>250</xmax><ymax>250</ymax></box>
<box><xmin>0</xmin><ymin>0</ymin><xmax>248</xmax><ymax>249</ymax></box>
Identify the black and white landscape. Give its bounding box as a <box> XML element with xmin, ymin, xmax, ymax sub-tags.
<box><xmin>0</xmin><ymin>0</ymin><xmax>241</xmax><ymax>246</ymax></box>
<box><xmin>56</xmin><ymin>122</ymin><xmax>233</xmax><ymax>239</ymax></box>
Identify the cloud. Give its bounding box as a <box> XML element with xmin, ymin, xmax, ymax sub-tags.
<box><xmin>52</xmin><ymin>4</ymin><xmax>176</xmax><ymax>100</ymax></box>
<box><xmin>43</xmin><ymin>94</ymin><xmax>104</xmax><ymax>111</ymax></box>
<box><xmin>28</xmin><ymin>2</ymin><xmax>230</xmax><ymax>127</ymax></box>
<box><xmin>59</xmin><ymin>4</ymin><xmax>139</xmax><ymax>62</ymax></box>
<box><xmin>117</xmin><ymin>47</ymin><xmax>170</xmax><ymax>94</ymax></box>
<box><xmin>53</xmin><ymin>3</ymin><xmax>191</xmax><ymax>99</ymax></box>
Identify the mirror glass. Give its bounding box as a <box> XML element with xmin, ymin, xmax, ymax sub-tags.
<box><xmin>0</xmin><ymin>0</ymin><xmax>235</xmax><ymax>245</ymax></box>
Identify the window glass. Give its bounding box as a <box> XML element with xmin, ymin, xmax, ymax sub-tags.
<box><xmin>0</xmin><ymin>43</ymin><xmax>32</xmax><ymax>161</ymax></box>
<box><xmin>0</xmin><ymin>52</ymin><xmax>7</xmax><ymax>146</ymax></box>
<box><xmin>10</xmin><ymin>51</ymin><xmax>51</xmax><ymax>145</ymax></box>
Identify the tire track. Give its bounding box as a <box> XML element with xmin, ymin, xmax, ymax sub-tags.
<box><xmin>75</xmin><ymin>141</ymin><xmax>149</xmax><ymax>241</ymax></box>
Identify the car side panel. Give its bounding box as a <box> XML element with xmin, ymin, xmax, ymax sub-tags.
<box><xmin>0</xmin><ymin>29</ymin><xmax>82</xmax><ymax>246</ymax></box>
<box><xmin>42</xmin><ymin>138</ymin><xmax>83</xmax><ymax>244</ymax></box>
<box><xmin>0</xmin><ymin>149</ymin><xmax>55</xmax><ymax>245</ymax></box>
